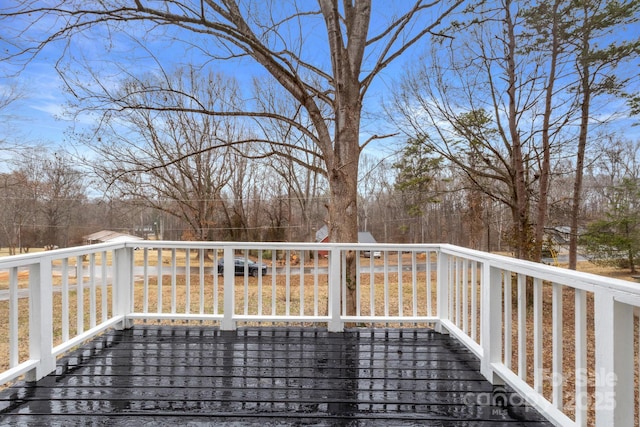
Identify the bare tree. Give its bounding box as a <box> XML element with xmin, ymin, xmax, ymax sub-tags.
<box><xmin>87</xmin><ymin>68</ymin><xmax>240</xmax><ymax>241</ymax></box>
<box><xmin>389</xmin><ymin>0</ymin><xmax>580</xmax><ymax>260</ymax></box>
<box><xmin>0</xmin><ymin>82</ymin><xmax>24</xmax><ymax>150</ymax></box>
<box><xmin>358</xmin><ymin>153</ymin><xmax>392</xmax><ymax>238</ymax></box>
<box><xmin>0</xmin><ymin>170</ymin><xmax>35</xmax><ymax>254</ymax></box>
<box><xmin>252</xmin><ymin>77</ymin><xmax>327</xmax><ymax>242</ymax></box>
<box><xmin>38</xmin><ymin>151</ymin><xmax>86</xmax><ymax>247</ymax></box>
<box><xmin>220</xmin><ymin>151</ymin><xmax>252</xmax><ymax>241</ymax></box>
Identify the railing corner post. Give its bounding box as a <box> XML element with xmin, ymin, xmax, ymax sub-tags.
<box><xmin>27</xmin><ymin>260</ymin><xmax>56</xmax><ymax>382</ymax></box>
<box><xmin>328</xmin><ymin>247</ymin><xmax>343</xmax><ymax>333</ymax></box>
<box><xmin>480</xmin><ymin>263</ymin><xmax>503</xmax><ymax>385</ymax></box>
<box><xmin>594</xmin><ymin>291</ymin><xmax>634</xmax><ymax>426</ymax></box>
<box><xmin>435</xmin><ymin>251</ymin><xmax>449</xmax><ymax>334</ymax></box>
<box><xmin>114</xmin><ymin>245</ymin><xmax>134</xmax><ymax>330</ymax></box>
<box><xmin>221</xmin><ymin>246</ymin><xmax>236</xmax><ymax>331</ymax></box>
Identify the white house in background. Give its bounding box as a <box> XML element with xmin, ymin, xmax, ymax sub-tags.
<box><xmin>83</xmin><ymin>230</ymin><xmax>144</xmax><ymax>245</ymax></box>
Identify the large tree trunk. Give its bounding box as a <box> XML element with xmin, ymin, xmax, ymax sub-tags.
<box><xmin>328</xmin><ymin>166</ymin><xmax>359</xmax><ymax>317</ymax></box>
<box><xmin>327</xmin><ymin>102</ymin><xmax>361</xmax><ymax>317</ymax></box>
<box><xmin>319</xmin><ymin>0</ymin><xmax>368</xmax><ymax>316</ymax></box>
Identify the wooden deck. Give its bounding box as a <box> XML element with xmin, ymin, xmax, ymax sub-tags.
<box><xmin>0</xmin><ymin>326</ymin><xmax>552</xmax><ymax>426</ymax></box>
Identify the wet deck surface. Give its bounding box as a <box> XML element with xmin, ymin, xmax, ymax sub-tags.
<box><xmin>0</xmin><ymin>326</ymin><xmax>552</xmax><ymax>426</ymax></box>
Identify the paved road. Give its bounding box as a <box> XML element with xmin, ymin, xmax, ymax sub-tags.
<box><xmin>541</xmin><ymin>253</ymin><xmax>588</xmax><ymax>264</ymax></box>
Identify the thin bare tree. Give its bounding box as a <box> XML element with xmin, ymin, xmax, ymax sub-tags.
<box><xmin>87</xmin><ymin>68</ymin><xmax>240</xmax><ymax>241</ymax></box>
<box><xmin>38</xmin><ymin>151</ymin><xmax>86</xmax><ymax>248</ymax></box>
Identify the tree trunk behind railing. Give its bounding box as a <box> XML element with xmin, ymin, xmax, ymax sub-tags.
<box><xmin>327</xmin><ymin>159</ymin><xmax>359</xmax><ymax>317</ymax></box>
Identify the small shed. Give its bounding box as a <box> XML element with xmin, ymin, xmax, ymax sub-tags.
<box><xmin>83</xmin><ymin>230</ymin><xmax>143</xmax><ymax>245</ymax></box>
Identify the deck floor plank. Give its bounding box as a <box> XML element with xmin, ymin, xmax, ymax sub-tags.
<box><xmin>0</xmin><ymin>326</ymin><xmax>553</xmax><ymax>426</ymax></box>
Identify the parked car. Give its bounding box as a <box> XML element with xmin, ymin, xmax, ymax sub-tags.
<box><xmin>362</xmin><ymin>250</ymin><xmax>382</xmax><ymax>259</ymax></box>
<box><xmin>218</xmin><ymin>258</ymin><xmax>267</xmax><ymax>276</ymax></box>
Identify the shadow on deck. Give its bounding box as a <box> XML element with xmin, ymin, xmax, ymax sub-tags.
<box><xmin>0</xmin><ymin>326</ymin><xmax>552</xmax><ymax>426</ymax></box>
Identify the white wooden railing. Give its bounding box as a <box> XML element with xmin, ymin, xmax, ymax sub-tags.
<box><xmin>1</xmin><ymin>240</ymin><xmax>639</xmax><ymax>425</ymax></box>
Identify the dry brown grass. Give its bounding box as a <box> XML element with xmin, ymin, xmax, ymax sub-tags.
<box><xmin>503</xmin><ymin>283</ymin><xmax>597</xmax><ymax>424</ymax></box>
<box><xmin>0</xmin><ymin>270</ymin><xmax>437</xmax><ymax>373</ymax></box>
<box><xmin>499</xmin><ymin>259</ymin><xmax>640</xmax><ymax>426</ymax></box>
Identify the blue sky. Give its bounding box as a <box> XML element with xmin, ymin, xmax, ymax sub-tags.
<box><xmin>0</xmin><ymin>1</ymin><xmax>412</xmax><ymax>156</ymax></box>
<box><xmin>1</xmin><ymin>1</ymin><xmax>639</xmax><ymax>160</ymax></box>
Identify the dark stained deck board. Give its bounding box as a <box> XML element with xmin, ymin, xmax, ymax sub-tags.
<box><xmin>0</xmin><ymin>326</ymin><xmax>553</xmax><ymax>426</ymax></box>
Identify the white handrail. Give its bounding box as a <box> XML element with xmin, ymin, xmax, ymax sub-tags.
<box><xmin>1</xmin><ymin>240</ymin><xmax>639</xmax><ymax>425</ymax></box>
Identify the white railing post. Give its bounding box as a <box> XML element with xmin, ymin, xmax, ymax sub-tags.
<box><xmin>435</xmin><ymin>251</ymin><xmax>450</xmax><ymax>334</ymax></box>
<box><xmin>594</xmin><ymin>291</ymin><xmax>634</xmax><ymax>426</ymax></box>
<box><xmin>113</xmin><ymin>246</ymin><xmax>134</xmax><ymax>329</ymax></box>
<box><xmin>27</xmin><ymin>260</ymin><xmax>55</xmax><ymax>382</ymax></box>
<box><xmin>221</xmin><ymin>247</ymin><xmax>236</xmax><ymax>330</ymax></box>
<box><xmin>328</xmin><ymin>247</ymin><xmax>343</xmax><ymax>332</ymax></box>
<box><xmin>480</xmin><ymin>263</ymin><xmax>503</xmax><ymax>384</ymax></box>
